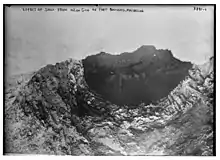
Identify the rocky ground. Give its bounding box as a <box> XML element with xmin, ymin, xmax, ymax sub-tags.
<box><xmin>4</xmin><ymin>57</ymin><xmax>214</xmax><ymax>156</ymax></box>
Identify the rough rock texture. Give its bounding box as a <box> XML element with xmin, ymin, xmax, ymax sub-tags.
<box><xmin>5</xmin><ymin>54</ymin><xmax>214</xmax><ymax>155</ymax></box>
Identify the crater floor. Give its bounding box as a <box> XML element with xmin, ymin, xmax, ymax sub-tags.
<box><xmin>82</xmin><ymin>46</ymin><xmax>192</xmax><ymax>105</ymax></box>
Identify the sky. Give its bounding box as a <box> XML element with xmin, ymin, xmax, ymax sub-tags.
<box><xmin>6</xmin><ymin>5</ymin><xmax>214</xmax><ymax>76</ymax></box>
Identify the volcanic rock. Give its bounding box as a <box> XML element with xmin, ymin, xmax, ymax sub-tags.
<box><xmin>4</xmin><ymin>47</ymin><xmax>214</xmax><ymax>156</ymax></box>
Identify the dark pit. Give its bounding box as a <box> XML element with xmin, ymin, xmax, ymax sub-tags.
<box><xmin>82</xmin><ymin>45</ymin><xmax>192</xmax><ymax>106</ymax></box>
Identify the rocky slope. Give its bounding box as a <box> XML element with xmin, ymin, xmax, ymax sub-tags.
<box><xmin>4</xmin><ymin>52</ymin><xmax>214</xmax><ymax>155</ymax></box>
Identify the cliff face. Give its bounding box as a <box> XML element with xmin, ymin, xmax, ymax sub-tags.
<box><xmin>83</xmin><ymin>45</ymin><xmax>192</xmax><ymax>105</ymax></box>
<box><xmin>4</xmin><ymin>48</ymin><xmax>214</xmax><ymax>156</ymax></box>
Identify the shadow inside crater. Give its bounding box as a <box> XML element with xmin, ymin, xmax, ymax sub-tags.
<box><xmin>82</xmin><ymin>46</ymin><xmax>192</xmax><ymax>106</ymax></box>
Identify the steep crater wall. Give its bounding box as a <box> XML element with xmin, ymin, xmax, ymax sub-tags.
<box><xmin>83</xmin><ymin>45</ymin><xmax>192</xmax><ymax>106</ymax></box>
<box><xmin>15</xmin><ymin>59</ymin><xmax>117</xmax><ymax>135</ymax></box>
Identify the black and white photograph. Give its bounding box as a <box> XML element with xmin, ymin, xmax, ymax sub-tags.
<box><xmin>3</xmin><ymin>4</ymin><xmax>215</xmax><ymax>156</ymax></box>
